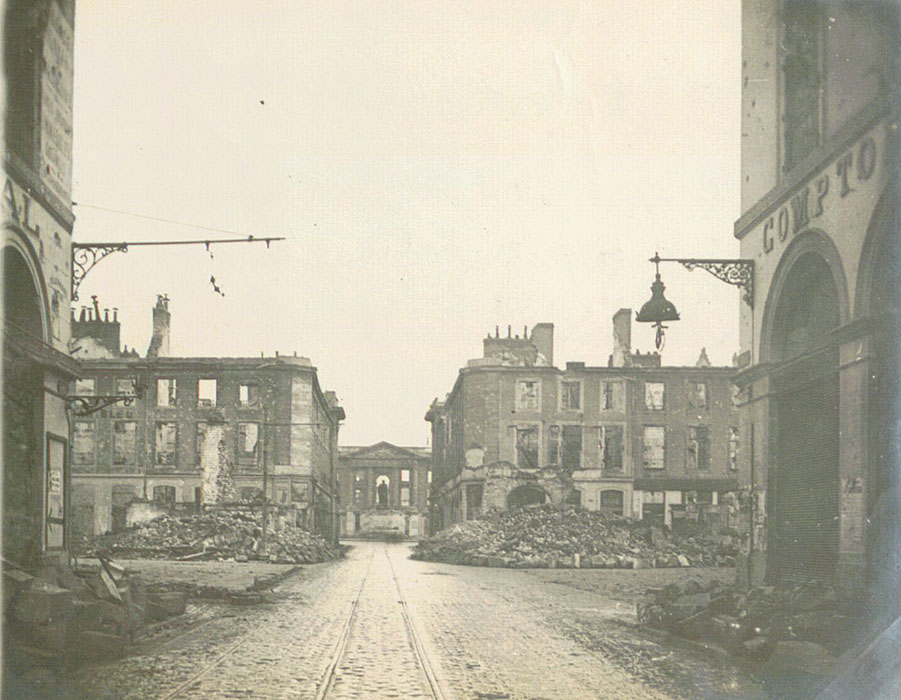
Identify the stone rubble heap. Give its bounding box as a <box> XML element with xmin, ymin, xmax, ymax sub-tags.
<box><xmin>3</xmin><ymin>557</ymin><xmax>185</xmax><ymax>662</ymax></box>
<box><xmin>75</xmin><ymin>509</ymin><xmax>341</xmax><ymax>564</ymax></box>
<box><xmin>411</xmin><ymin>504</ymin><xmax>736</xmax><ymax>568</ymax></box>
<box><xmin>637</xmin><ymin>578</ymin><xmax>867</xmax><ymax>667</ymax></box>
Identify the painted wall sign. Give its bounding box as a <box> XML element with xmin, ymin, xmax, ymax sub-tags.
<box><xmin>760</xmin><ymin>135</ymin><xmax>878</xmax><ymax>256</ymax></box>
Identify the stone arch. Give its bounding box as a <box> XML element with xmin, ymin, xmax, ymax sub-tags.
<box><xmin>2</xmin><ymin>230</ymin><xmax>50</xmax><ymax>342</ymax></box>
<box><xmin>854</xmin><ymin>185</ymin><xmax>899</xmax><ymax>320</ymax></box>
<box><xmin>760</xmin><ymin>229</ymin><xmax>849</xmax><ymax>363</ymax></box>
<box><xmin>506</xmin><ymin>484</ymin><xmax>548</xmax><ymax>509</ymax></box>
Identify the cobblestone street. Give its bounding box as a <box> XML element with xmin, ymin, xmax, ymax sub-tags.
<box><xmin>45</xmin><ymin>542</ymin><xmax>767</xmax><ymax>700</ymax></box>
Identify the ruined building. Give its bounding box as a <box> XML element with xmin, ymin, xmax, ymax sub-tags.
<box><xmin>69</xmin><ymin>295</ymin><xmax>345</xmax><ymax>542</ymax></box>
<box><xmin>425</xmin><ymin>315</ymin><xmax>739</xmax><ymax>534</ymax></box>
<box><xmin>337</xmin><ymin>442</ymin><xmax>431</xmax><ymax>538</ymax></box>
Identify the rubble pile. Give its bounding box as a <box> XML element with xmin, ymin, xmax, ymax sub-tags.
<box><xmin>411</xmin><ymin>504</ymin><xmax>736</xmax><ymax>568</ymax></box>
<box><xmin>75</xmin><ymin>509</ymin><xmax>341</xmax><ymax>564</ymax></box>
<box><xmin>3</xmin><ymin>557</ymin><xmax>185</xmax><ymax>662</ymax></box>
<box><xmin>637</xmin><ymin>579</ymin><xmax>866</xmax><ymax>663</ymax></box>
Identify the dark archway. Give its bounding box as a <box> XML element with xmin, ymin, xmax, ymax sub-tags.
<box><xmin>506</xmin><ymin>484</ymin><xmax>548</xmax><ymax>509</ymax></box>
<box><xmin>769</xmin><ymin>249</ymin><xmax>842</xmax><ymax>584</ymax></box>
<box><xmin>3</xmin><ymin>244</ymin><xmax>44</xmax><ymax>339</ymax></box>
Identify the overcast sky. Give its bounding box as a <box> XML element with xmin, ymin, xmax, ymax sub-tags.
<box><xmin>71</xmin><ymin>1</ymin><xmax>741</xmax><ymax>447</ymax></box>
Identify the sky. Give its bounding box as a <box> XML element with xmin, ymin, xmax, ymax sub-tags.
<box><xmin>71</xmin><ymin>0</ymin><xmax>742</xmax><ymax>447</ymax></box>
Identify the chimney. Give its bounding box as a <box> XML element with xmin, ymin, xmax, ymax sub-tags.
<box><xmin>611</xmin><ymin>308</ymin><xmax>632</xmax><ymax>368</ymax></box>
<box><xmin>146</xmin><ymin>294</ymin><xmax>171</xmax><ymax>359</ymax></box>
<box><xmin>529</xmin><ymin>323</ymin><xmax>554</xmax><ymax>366</ymax></box>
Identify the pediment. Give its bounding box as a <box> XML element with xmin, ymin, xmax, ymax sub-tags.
<box><xmin>340</xmin><ymin>441</ymin><xmax>425</xmax><ymax>461</ymax></box>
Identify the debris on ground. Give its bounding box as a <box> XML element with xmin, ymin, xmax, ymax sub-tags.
<box><xmin>2</xmin><ymin>556</ymin><xmax>184</xmax><ymax>664</ymax></box>
<box><xmin>74</xmin><ymin>508</ymin><xmax>341</xmax><ymax>564</ymax></box>
<box><xmin>411</xmin><ymin>504</ymin><xmax>737</xmax><ymax>569</ymax></box>
<box><xmin>636</xmin><ymin>578</ymin><xmax>868</xmax><ymax>665</ymax></box>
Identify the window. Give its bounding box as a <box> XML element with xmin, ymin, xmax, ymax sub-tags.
<box><xmin>600</xmin><ymin>425</ymin><xmax>624</xmax><ymax>472</ymax></box>
<box><xmin>113</xmin><ymin>421</ymin><xmax>137</xmax><ymax>465</ymax></box>
<box><xmin>155</xmin><ymin>422</ymin><xmax>177</xmax><ymax>465</ymax></box>
<box><xmin>427</xmin><ymin>471</ymin><xmax>432</xmax><ymax>484</ymax></box>
<box><xmin>197</xmin><ymin>379</ymin><xmax>217</xmax><ymax>407</ymax></box>
<box><xmin>353</xmin><ymin>486</ymin><xmax>364</xmax><ymax>504</ymax></box>
<box><xmin>401</xmin><ymin>487</ymin><xmax>411</xmax><ymax>506</ymax></box>
<box><xmin>601</xmin><ymin>381</ymin><xmax>624</xmax><ymax>412</ymax></box>
<box><xmin>643</xmin><ymin>426</ymin><xmax>666</xmax><ymax>470</ymax></box>
<box><xmin>157</xmin><ymin>378</ymin><xmax>177</xmax><ymax>407</ymax></box>
<box><xmin>644</xmin><ymin>382</ymin><xmax>665</xmax><ymax>411</ymax></box>
<box><xmin>75</xmin><ymin>378</ymin><xmax>95</xmax><ymax>396</ymax></box>
<box><xmin>547</xmin><ymin>425</ymin><xmax>560</xmax><ymax>467</ymax></box>
<box><xmin>115</xmin><ymin>377</ymin><xmax>136</xmax><ymax>397</ymax></box>
<box><xmin>400</xmin><ymin>469</ymin><xmax>411</xmax><ymax>483</ymax></box>
<box><xmin>515</xmin><ymin>426</ymin><xmax>539</xmax><ymax>468</ymax></box>
<box><xmin>686</xmin><ymin>426</ymin><xmax>710</xmax><ymax>471</ymax></box>
<box><xmin>600</xmin><ymin>489</ymin><xmax>624</xmax><ymax>517</ymax></box>
<box><xmin>561</xmin><ymin>425</ymin><xmax>582</xmax><ymax>471</ymax></box>
<box><xmin>152</xmin><ymin>485</ymin><xmax>176</xmax><ymax>506</ymax></box>
<box><xmin>729</xmin><ymin>427</ymin><xmax>740</xmax><ymax>471</ymax></box>
<box><xmin>516</xmin><ymin>379</ymin><xmax>540</xmax><ymax>411</ymax></box>
<box><xmin>560</xmin><ymin>381</ymin><xmax>581</xmax><ymax>411</ymax></box>
<box><xmin>239</xmin><ymin>383</ymin><xmax>259</xmax><ymax>407</ymax></box>
<box><xmin>783</xmin><ymin>0</ymin><xmax>822</xmax><ymax>172</ymax></box>
<box><xmin>73</xmin><ymin>421</ymin><xmax>95</xmax><ymax>464</ymax></box>
<box><xmin>355</xmin><ymin>471</ymin><xmax>365</xmax><ymax>483</ymax></box>
<box><xmin>238</xmin><ymin>423</ymin><xmax>259</xmax><ymax>458</ymax></box>
<box><xmin>291</xmin><ymin>481</ymin><xmax>308</xmax><ymax>503</ymax></box>
<box><xmin>689</xmin><ymin>382</ymin><xmax>707</xmax><ymax>410</ymax></box>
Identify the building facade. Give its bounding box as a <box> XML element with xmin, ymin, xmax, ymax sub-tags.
<box><xmin>734</xmin><ymin>0</ymin><xmax>899</xmax><ymax>614</ymax></box>
<box><xmin>426</xmin><ymin>315</ymin><xmax>740</xmax><ymax>534</ymax></box>
<box><xmin>337</xmin><ymin>442</ymin><xmax>430</xmax><ymax>538</ymax></box>
<box><xmin>70</xmin><ymin>296</ymin><xmax>345</xmax><ymax>542</ymax></box>
<box><xmin>3</xmin><ymin>0</ymin><xmax>80</xmax><ymax>567</ymax></box>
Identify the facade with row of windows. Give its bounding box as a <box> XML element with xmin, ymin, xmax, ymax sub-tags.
<box><xmin>69</xmin><ymin>296</ymin><xmax>344</xmax><ymax>542</ymax></box>
<box><xmin>426</xmin><ymin>313</ymin><xmax>740</xmax><ymax>533</ymax></box>
<box><xmin>337</xmin><ymin>442</ymin><xmax>430</xmax><ymax>538</ymax></box>
<box><xmin>734</xmin><ymin>0</ymin><xmax>899</xmax><ymax>631</ymax></box>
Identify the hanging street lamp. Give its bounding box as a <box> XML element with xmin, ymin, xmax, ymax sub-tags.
<box><xmin>636</xmin><ymin>252</ymin><xmax>754</xmax><ymax>350</ymax></box>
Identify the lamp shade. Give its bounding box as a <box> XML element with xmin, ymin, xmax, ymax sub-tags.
<box><xmin>636</xmin><ymin>274</ymin><xmax>680</xmax><ymax>324</ymax></box>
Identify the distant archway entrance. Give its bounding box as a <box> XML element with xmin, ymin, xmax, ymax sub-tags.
<box><xmin>506</xmin><ymin>484</ymin><xmax>548</xmax><ymax>509</ymax></box>
<box><xmin>376</xmin><ymin>475</ymin><xmax>389</xmax><ymax>507</ymax></box>
<box><xmin>769</xmin><ymin>249</ymin><xmax>842</xmax><ymax>584</ymax></box>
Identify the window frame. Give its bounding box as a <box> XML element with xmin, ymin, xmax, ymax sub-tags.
<box><xmin>237</xmin><ymin>422</ymin><xmax>260</xmax><ymax>460</ymax></box>
<box><xmin>642</xmin><ymin>425</ymin><xmax>666</xmax><ymax>471</ymax></box>
<box><xmin>644</xmin><ymin>381</ymin><xmax>665</xmax><ymax>411</ymax></box>
<box><xmin>686</xmin><ymin>425</ymin><xmax>711</xmax><ymax>471</ymax></box>
<box><xmin>559</xmin><ymin>379</ymin><xmax>583</xmax><ymax>412</ymax></box>
<box><xmin>73</xmin><ymin>420</ymin><xmax>96</xmax><ymax>465</ymax></box>
<box><xmin>515</xmin><ymin>378</ymin><xmax>541</xmax><ymax>412</ymax></box>
<box><xmin>515</xmin><ymin>424</ymin><xmax>540</xmax><ymax>469</ymax></box>
<box><xmin>728</xmin><ymin>426</ymin><xmax>740</xmax><ymax>471</ymax></box>
<box><xmin>157</xmin><ymin>378</ymin><xmax>177</xmax><ymax>407</ymax></box>
<box><xmin>112</xmin><ymin>420</ymin><xmax>137</xmax><ymax>465</ymax></box>
<box><xmin>600</xmin><ymin>423</ymin><xmax>625</xmax><ymax>472</ymax></box>
<box><xmin>154</xmin><ymin>422</ymin><xmax>178</xmax><ymax>466</ymax></box>
<box><xmin>560</xmin><ymin>423</ymin><xmax>583</xmax><ymax>471</ymax></box>
<box><xmin>600</xmin><ymin>380</ymin><xmax>624</xmax><ymax>412</ymax></box>
<box><xmin>238</xmin><ymin>382</ymin><xmax>259</xmax><ymax>407</ymax></box>
<box><xmin>197</xmin><ymin>378</ymin><xmax>218</xmax><ymax>407</ymax></box>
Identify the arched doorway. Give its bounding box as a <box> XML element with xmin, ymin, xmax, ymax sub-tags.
<box><xmin>769</xmin><ymin>250</ymin><xmax>842</xmax><ymax>584</ymax></box>
<box><xmin>376</xmin><ymin>475</ymin><xmax>390</xmax><ymax>507</ymax></box>
<box><xmin>506</xmin><ymin>484</ymin><xmax>548</xmax><ymax>509</ymax></box>
<box><xmin>861</xmin><ymin>201</ymin><xmax>900</xmax><ymax>613</ymax></box>
<box><xmin>2</xmin><ymin>245</ymin><xmax>46</xmax><ymax>564</ymax></box>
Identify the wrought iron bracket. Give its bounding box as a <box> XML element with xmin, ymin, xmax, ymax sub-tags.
<box><xmin>71</xmin><ymin>243</ymin><xmax>129</xmax><ymax>301</ymax></box>
<box><xmin>66</xmin><ymin>394</ymin><xmax>137</xmax><ymax>416</ymax></box>
<box><xmin>652</xmin><ymin>254</ymin><xmax>755</xmax><ymax>307</ymax></box>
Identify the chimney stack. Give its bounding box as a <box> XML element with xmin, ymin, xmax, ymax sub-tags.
<box><xmin>146</xmin><ymin>294</ymin><xmax>171</xmax><ymax>359</ymax></box>
<box><xmin>611</xmin><ymin>308</ymin><xmax>632</xmax><ymax>367</ymax></box>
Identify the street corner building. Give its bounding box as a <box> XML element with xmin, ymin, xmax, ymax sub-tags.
<box><xmin>734</xmin><ymin>0</ymin><xmax>899</xmax><ymax>619</ymax></box>
<box><xmin>337</xmin><ymin>442</ymin><xmax>431</xmax><ymax>539</ymax></box>
<box><xmin>3</xmin><ymin>0</ymin><xmax>79</xmax><ymax>567</ymax></box>
<box><xmin>425</xmin><ymin>315</ymin><xmax>741</xmax><ymax>536</ymax></box>
<box><xmin>68</xmin><ymin>295</ymin><xmax>345</xmax><ymax>543</ymax></box>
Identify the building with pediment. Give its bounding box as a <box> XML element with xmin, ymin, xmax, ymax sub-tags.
<box><xmin>337</xmin><ymin>442</ymin><xmax>430</xmax><ymax>538</ymax></box>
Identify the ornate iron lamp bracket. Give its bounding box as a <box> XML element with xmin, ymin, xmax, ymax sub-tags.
<box><xmin>71</xmin><ymin>243</ymin><xmax>129</xmax><ymax>301</ymax></box>
<box><xmin>66</xmin><ymin>394</ymin><xmax>136</xmax><ymax>416</ymax></box>
<box><xmin>653</xmin><ymin>254</ymin><xmax>755</xmax><ymax>308</ymax></box>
